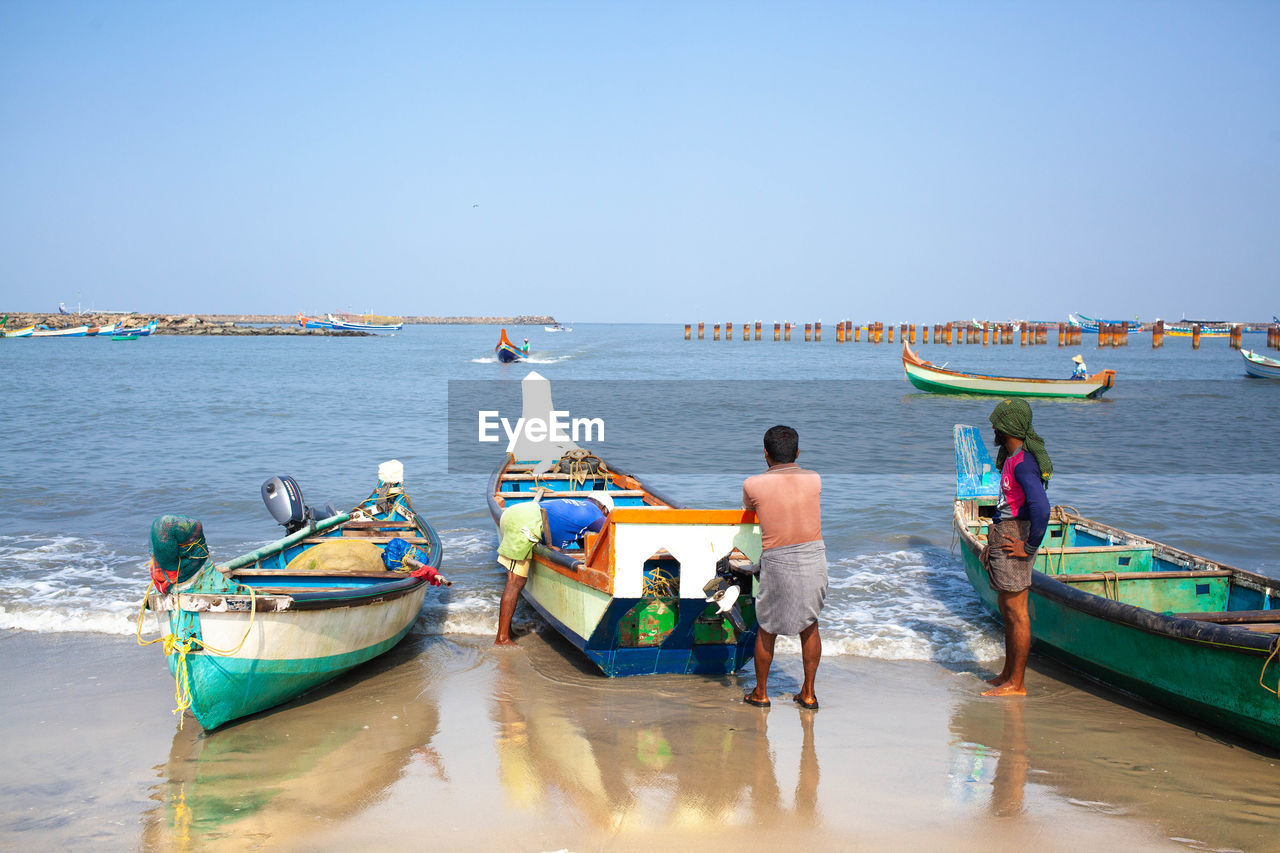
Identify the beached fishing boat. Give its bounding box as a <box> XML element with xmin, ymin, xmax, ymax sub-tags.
<box><xmin>485</xmin><ymin>373</ymin><xmax>762</xmax><ymax>676</ymax></box>
<box><xmin>326</xmin><ymin>313</ymin><xmax>403</xmax><ymax>332</ymax></box>
<box><xmin>1</xmin><ymin>325</ymin><xmax>35</xmax><ymax>338</ymax></box>
<box><xmin>952</xmin><ymin>425</ymin><xmax>1280</xmax><ymax>749</ymax></box>
<box><xmin>902</xmin><ymin>341</ymin><xmax>1115</xmax><ymax>398</ymax></box>
<box><xmin>30</xmin><ymin>324</ymin><xmax>90</xmax><ymax>337</ymax></box>
<box><xmin>1241</xmin><ymin>349</ymin><xmax>1280</xmax><ymax>379</ymax></box>
<box><xmin>494</xmin><ymin>328</ymin><xmax>526</xmax><ymax>363</ymax></box>
<box><xmin>139</xmin><ymin>462</ymin><xmax>447</xmax><ymax>730</ymax></box>
<box><xmin>1066</xmin><ymin>313</ymin><xmax>1142</xmax><ymax>333</ymax></box>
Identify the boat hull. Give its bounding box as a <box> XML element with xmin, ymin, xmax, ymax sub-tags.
<box><xmin>496</xmin><ymin>345</ymin><xmax>523</xmax><ymax>363</ymax></box>
<box><xmin>903</xmin><ymin>345</ymin><xmax>1113</xmax><ymax>398</ymax></box>
<box><xmin>955</xmin><ymin>531</ymin><xmax>1280</xmax><ymax>749</ymax></box>
<box><xmin>1242</xmin><ymin>350</ymin><xmax>1280</xmax><ymax>379</ymax></box>
<box><xmin>488</xmin><ymin>454</ymin><xmax>762</xmax><ymax>677</ymax></box>
<box><xmin>164</xmin><ymin>587</ymin><xmax>427</xmax><ymax>729</ymax></box>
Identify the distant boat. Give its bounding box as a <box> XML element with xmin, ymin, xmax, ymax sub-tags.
<box><xmin>115</xmin><ymin>320</ymin><xmax>158</xmax><ymax>337</ymax></box>
<box><xmin>953</xmin><ymin>424</ymin><xmax>1280</xmax><ymax>750</ymax></box>
<box><xmin>1241</xmin><ymin>349</ymin><xmax>1280</xmax><ymax>379</ymax></box>
<box><xmin>1066</xmin><ymin>313</ymin><xmax>1142</xmax><ymax>333</ymax></box>
<box><xmin>326</xmin><ymin>314</ymin><xmax>403</xmax><ymax>332</ymax></box>
<box><xmin>544</xmin><ymin>322</ymin><xmax>572</xmax><ymax>333</ymax></box>
<box><xmin>140</xmin><ymin>463</ymin><xmax>447</xmax><ymax>730</ymax></box>
<box><xmin>1163</xmin><ymin>321</ymin><xmax>1232</xmax><ymax>338</ymax></box>
<box><xmin>902</xmin><ymin>341</ymin><xmax>1115</xmax><ymax>399</ymax></box>
<box><xmin>297</xmin><ymin>314</ymin><xmax>337</xmax><ymax>330</ymax></box>
<box><xmin>110</xmin><ymin>333</ymin><xmax>140</xmax><ymax>341</ymax></box>
<box><xmin>30</xmin><ymin>325</ymin><xmax>90</xmax><ymax>337</ymax></box>
<box><xmin>494</xmin><ymin>328</ymin><xmax>526</xmax><ymax>363</ymax></box>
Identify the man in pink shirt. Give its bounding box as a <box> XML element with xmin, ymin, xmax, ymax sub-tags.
<box><xmin>741</xmin><ymin>425</ymin><xmax>827</xmax><ymax>710</ymax></box>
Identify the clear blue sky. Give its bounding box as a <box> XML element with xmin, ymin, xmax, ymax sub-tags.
<box><xmin>1</xmin><ymin>1</ymin><xmax>1276</xmax><ymax>322</ymax></box>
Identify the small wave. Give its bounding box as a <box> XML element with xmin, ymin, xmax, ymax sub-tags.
<box><xmin>470</xmin><ymin>356</ymin><xmax>498</xmax><ymax>363</ymax></box>
<box><xmin>0</xmin><ymin>605</ymin><xmax>137</xmax><ymax>635</ymax></box>
<box><xmin>816</xmin><ymin>548</ymin><xmax>1003</xmax><ymax>663</ymax></box>
<box><xmin>439</xmin><ymin>528</ymin><xmax>495</xmax><ymax>560</ymax></box>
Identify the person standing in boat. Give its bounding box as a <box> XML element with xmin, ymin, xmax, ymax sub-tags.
<box><xmin>741</xmin><ymin>425</ymin><xmax>827</xmax><ymax>711</ymax></box>
<box><xmin>981</xmin><ymin>399</ymin><xmax>1051</xmax><ymax>698</ymax></box>
<box><xmin>1069</xmin><ymin>354</ymin><xmax>1087</xmax><ymax>379</ymax></box>
<box><xmin>493</xmin><ymin>489</ymin><xmax>613</xmax><ymax>645</ymax></box>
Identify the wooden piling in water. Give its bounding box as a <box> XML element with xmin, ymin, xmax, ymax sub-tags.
<box><xmin>1230</xmin><ymin>324</ymin><xmax>1243</xmax><ymax>350</ymax></box>
<box><xmin>888</xmin><ymin>324</ymin><xmax>895</xmax><ymax>343</ymax></box>
<box><xmin>754</xmin><ymin>321</ymin><xmax>761</xmax><ymax>341</ymax></box>
<box><xmin>713</xmin><ymin>324</ymin><xmax>720</xmax><ymax>341</ymax></box>
<box><xmin>804</xmin><ymin>323</ymin><xmax>812</xmax><ymax>342</ymax></box>
<box><xmin>684</xmin><ymin>324</ymin><xmax>691</xmax><ymax>340</ymax></box>
<box><xmin>854</xmin><ymin>324</ymin><xmax>861</xmax><ymax>343</ymax></box>
<box><xmin>1192</xmin><ymin>324</ymin><xmax>1201</xmax><ymax>349</ymax></box>
<box><xmin>774</xmin><ymin>322</ymin><xmax>781</xmax><ymax>342</ymax></box>
<box><xmin>725</xmin><ymin>322</ymin><xmax>733</xmax><ymax>341</ymax></box>
<box><xmin>697</xmin><ymin>322</ymin><xmax>705</xmax><ymax>340</ymax></box>
<box><xmin>922</xmin><ymin>324</ymin><xmax>929</xmax><ymax>344</ymax></box>
<box><xmin>785</xmin><ymin>323</ymin><xmax>792</xmax><ymax>342</ymax></box>
<box><xmin>815</xmin><ymin>321</ymin><xmax>822</xmax><ymax>342</ymax></box>
<box><xmin>909</xmin><ymin>323</ymin><xmax>916</xmax><ymax>345</ymax></box>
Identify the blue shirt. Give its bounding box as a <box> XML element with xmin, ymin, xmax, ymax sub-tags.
<box><xmin>542</xmin><ymin>499</ymin><xmax>605</xmax><ymax>549</ymax></box>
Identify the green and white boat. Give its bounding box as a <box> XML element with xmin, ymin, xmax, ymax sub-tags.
<box><xmin>953</xmin><ymin>425</ymin><xmax>1280</xmax><ymax>749</ymax></box>
<box><xmin>140</xmin><ymin>462</ymin><xmax>446</xmax><ymax>730</ymax></box>
<box><xmin>904</xmin><ymin>341</ymin><xmax>1115</xmax><ymax>398</ymax></box>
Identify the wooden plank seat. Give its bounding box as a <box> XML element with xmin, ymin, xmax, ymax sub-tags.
<box><xmin>502</xmin><ymin>473</ymin><xmax>608</xmax><ymax>481</ymax></box>
<box><xmin>1173</xmin><ymin>609</ymin><xmax>1280</xmax><ymax>624</ymax></box>
<box><xmin>503</xmin><ymin>489</ymin><xmax>648</xmax><ymax>498</ymax></box>
<box><xmin>1059</xmin><ymin>570</ymin><xmax>1233</xmax><ymax>584</ymax></box>
<box><xmin>299</xmin><ymin>534</ymin><xmax>432</xmax><ymax>545</ymax></box>
<box><xmin>341</xmin><ymin>520</ymin><xmax>419</xmax><ymax>529</ymax></box>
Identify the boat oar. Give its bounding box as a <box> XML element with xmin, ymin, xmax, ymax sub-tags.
<box><xmin>403</xmin><ymin>554</ymin><xmax>453</xmax><ymax>586</ymax></box>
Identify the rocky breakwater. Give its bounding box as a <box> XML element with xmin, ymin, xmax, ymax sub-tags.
<box><xmin>2</xmin><ymin>312</ymin><xmax>367</xmax><ymax>336</ymax></box>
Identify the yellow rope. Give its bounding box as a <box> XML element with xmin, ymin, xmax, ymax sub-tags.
<box><xmin>1100</xmin><ymin>570</ymin><xmax>1119</xmax><ymax>601</ymax></box>
<box><xmin>136</xmin><ymin>575</ymin><xmax>258</xmax><ymax>728</ymax></box>
<box><xmin>642</xmin><ymin>566</ymin><xmax>678</xmax><ymax>598</ymax></box>
<box><xmin>1260</xmin><ymin>639</ymin><xmax>1280</xmax><ymax>700</ymax></box>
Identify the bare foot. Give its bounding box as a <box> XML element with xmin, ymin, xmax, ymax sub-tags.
<box><xmin>986</xmin><ymin>674</ymin><xmax>1009</xmax><ymax>686</ymax></box>
<box><xmin>494</xmin><ymin>637</ymin><xmax>518</xmax><ymax>646</ymax></box>
<box><xmin>981</xmin><ymin>682</ymin><xmax>1026</xmax><ymax>697</ymax></box>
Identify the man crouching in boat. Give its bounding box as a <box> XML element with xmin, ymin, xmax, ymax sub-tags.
<box><xmin>494</xmin><ymin>489</ymin><xmax>614</xmax><ymax>645</ymax></box>
<box><xmin>981</xmin><ymin>399</ymin><xmax>1052</xmax><ymax>698</ymax></box>
<box><xmin>741</xmin><ymin>426</ymin><xmax>827</xmax><ymax>710</ymax></box>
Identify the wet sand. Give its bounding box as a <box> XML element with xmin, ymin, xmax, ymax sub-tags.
<box><xmin>3</xmin><ymin>629</ymin><xmax>1279</xmax><ymax>852</ymax></box>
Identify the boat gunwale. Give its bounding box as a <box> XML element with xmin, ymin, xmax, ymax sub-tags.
<box><xmin>952</xmin><ymin>501</ymin><xmax>1279</xmax><ymax>656</ymax></box>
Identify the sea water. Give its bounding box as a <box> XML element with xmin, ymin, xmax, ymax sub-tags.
<box><xmin>0</xmin><ymin>324</ymin><xmax>1276</xmax><ymax>664</ymax></box>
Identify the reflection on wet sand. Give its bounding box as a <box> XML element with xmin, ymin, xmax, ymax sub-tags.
<box><xmin>141</xmin><ymin>638</ymin><xmax>457</xmax><ymax>852</ymax></box>
<box><xmin>491</xmin><ymin>648</ymin><xmax>822</xmax><ymax>834</ymax></box>
<box><xmin>948</xmin><ymin>671</ymin><xmax>1280</xmax><ymax>850</ymax></box>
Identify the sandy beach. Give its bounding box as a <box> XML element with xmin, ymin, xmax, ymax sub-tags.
<box><xmin>4</xmin><ymin>627</ymin><xmax>1278</xmax><ymax>852</ymax></box>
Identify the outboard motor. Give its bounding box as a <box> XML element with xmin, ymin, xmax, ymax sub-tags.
<box><xmin>703</xmin><ymin>554</ymin><xmax>756</xmax><ymax>633</ymax></box>
<box><xmin>261</xmin><ymin>475</ymin><xmax>337</xmax><ymax>534</ymax></box>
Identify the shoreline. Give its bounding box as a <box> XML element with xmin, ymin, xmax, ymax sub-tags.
<box><xmin>0</xmin><ymin>312</ymin><xmax>558</xmax><ymax>336</ymax></box>
<box><xmin>5</xmin><ymin>628</ymin><xmax>1279</xmax><ymax>851</ymax></box>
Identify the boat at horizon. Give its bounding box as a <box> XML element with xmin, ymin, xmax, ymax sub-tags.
<box><xmin>902</xmin><ymin>341</ymin><xmax>1115</xmax><ymax>398</ymax></box>
<box><xmin>1066</xmin><ymin>313</ymin><xmax>1143</xmax><ymax>333</ymax></box>
<box><xmin>544</xmin><ymin>322</ymin><xmax>572</xmax><ymax>332</ymax></box>
<box><xmin>140</xmin><ymin>462</ymin><xmax>446</xmax><ymax>730</ymax></box>
<box><xmin>326</xmin><ymin>313</ymin><xmax>403</xmax><ymax>332</ymax></box>
<box><xmin>952</xmin><ymin>424</ymin><xmax>1280</xmax><ymax>750</ymax></box>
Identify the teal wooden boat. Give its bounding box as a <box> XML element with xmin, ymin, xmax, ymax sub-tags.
<box><xmin>953</xmin><ymin>425</ymin><xmax>1280</xmax><ymax>749</ymax></box>
<box><xmin>139</xmin><ymin>463</ymin><xmax>446</xmax><ymax>730</ymax></box>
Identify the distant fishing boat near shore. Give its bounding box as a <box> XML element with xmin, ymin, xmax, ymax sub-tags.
<box><xmin>902</xmin><ymin>341</ymin><xmax>1115</xmax><ymax>398</ymax></box>
<box><xmin>1067</xmin><ymin>313</ymin><xmax>1142</xmax><ymax>333</ymax></box>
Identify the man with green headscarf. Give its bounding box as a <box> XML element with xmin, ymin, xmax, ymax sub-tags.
<box><xmin>980</xmin><ymin>399</ymin><xmax>1051</xmax><ymax>698</ymax></box>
